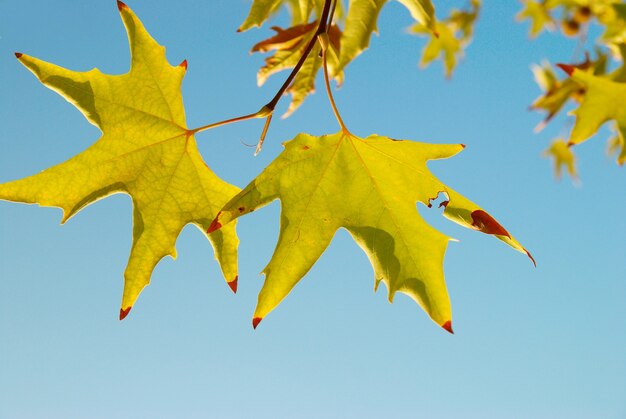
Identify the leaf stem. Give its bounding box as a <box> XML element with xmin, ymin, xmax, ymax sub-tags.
<box><xmin>265</xmin><ymin>0</ymin><xmax>332</xmax><ymax>110</ymax></box>
<box><xmin>255</xmin><ymin>113</ymin><xmax>273</xmax><ymax>156</ymax></box>
<box><xmin>328</xmin><ymin>0</ymin><xmax>338</xmax><ymax>29</ymax></box>
<box><xmin>189</xmin><ymin>110</ymin><xmax>265</xmax><ymax>135</ymax></box>
<box><xmin>321</xmin><ymin>37</ymin><xmax>350</xmax><ymax>135</ymax></box>
<box><xmin>190</xmin><ymin>0</ymin><xmax>334</xmax><ymax>153</ymax></box>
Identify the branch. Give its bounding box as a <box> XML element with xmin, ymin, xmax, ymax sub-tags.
<box><xmin>191</xmin><ymin>0</ymin><xmax>334</xmax><ymax>155</ymax></box>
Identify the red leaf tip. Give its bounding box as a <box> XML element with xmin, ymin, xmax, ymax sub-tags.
<box><xmin>228</xmin><ymin>276</ymin><xmax>238</xmax><ymax>294</ymax></box>
<box><xmin>252</xmin><ymin>317</ymin><xmax>263</xmax><ymax>329</ymax></box>
<box><xmin>471</xmin><ymin>210</ymin><xmax>511</xmax><ymax>238</ymax></box>
<box><xmin>525</xmin><ymin>249</ymin><xmax>537</xmax><ymax>267</ymax></box>
<box><xmin>460</xmin><ymin>144</ymin><xmax>466</xmax><ymax>149</ymax></box>
<box><xmin>207</xmin><ymin>213</ymin><xmax>223</xmax><ymax>233</ymax></box>
<box><xmin>179</xmin><ymin>59</ymin><xmax>188</xmax><ymax>70</ymax></box>
<box><xmin>442</xmin><ymin>320</ymin><xmax>454</xmax><ymax>334</ymax></box>
<box><xmin>117</xmin><ymin>1</ymin><xmax>128</xmax><ymax>11</ymax></box>
<box><xmin>14</xmin><ymin>52</ymin><xmax>23</xmax><ymax>59</ymax></box>
<box><xmin>557</xmin><ymin>63</ymin><xmax>575</xmax><ymax>76</ymax></box>
<box><xmin>119</xmin><ymin>306</ymin><xmax>132</xmax><ymax>320</ymax></box>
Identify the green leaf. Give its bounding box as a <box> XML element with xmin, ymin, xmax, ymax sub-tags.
<box><xmin>251</xmin><ymin>22</ymin><xmax>343</xmax><ymax>116</ymax></box>
<box><xmin>239</xmin><ymin>0</ymin><xmax>284</xmax><ymax>32</ymax></box>
<box><xmin>396</xmin><ymin>0</ymin><xmax>436</xmax><ymax>32</ymax></box>
<box><xmin>209</xmin><ymin>132</ymin><xmax>532</xmax><ymax>331</ymax></box>
<box><xmin>338</xmin><ymin>0</ymin><xmax>387</xmax><ymax>72</ymax></box>
<box><xmin>0</xmin><ymin>2</ymin><xmax>240</xmax><ymax>318</ymax></box>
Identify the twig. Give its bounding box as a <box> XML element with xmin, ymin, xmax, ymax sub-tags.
<box><xmin>190</xmin><ymin>0</ymin><xmax>334</xmax><ymax>154</ymax></box>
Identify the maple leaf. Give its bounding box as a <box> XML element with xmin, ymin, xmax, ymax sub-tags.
<box><xmin>240</xmin><ymin>0</ymin><xmax>436</xmax><ymax>113</ymax></box>
<box><xmin>530</xmin><ymin>61</ymin><xmax>576</xmax><ymax>131</ymax></box>
<box><xmin>517</xmin><ymin>0</ymin><xmax>555</xmax><ymax>38</ymax></box>
<box><xmin>239</xmin><ymin>0</ymin><xmax>322</xmax><ymax>32</ymax></box>
<box><xmin>397</xmin><ymin>0</ymin><xmax>436</xmax><ymax>32</ymax></box>
<box><xmin>337</xmin><ymin>0</ymin><xmax>436</xmax><ymax>73</ymax></box>
<box><xmin>251</xmin><ymin>21</ymin><xmax>343</xmax><ymax>117</ymax></box>
<box><xmin>608</xmin><ymin>129</ymin><xmax>626</xmax><ymax>165</ymax></box>
<box><xmin>601</xmin><ymin>3</ymin><xmax>626</xmax><ymax>46</ymax></box>
<box><xmin>239</xmin><ymin>0</ymin><xmax>286</xmax><ymax>32</ymax></box>
<box><xmin>543</xmin><ymin>139</ymin><xmax>578</xmax><ymax>180</ymax></box>
<box><xmin>208</xmin><ymin>132</ymin><xmax>533</xmax><ymax>331</ymax></box>
<box><xmin>240</xmin><ymin>0</ymin><xmax>433</xmax><ymax>35</ymax></box>
<box><xmin>337</xmin><ymin>0</ymin><xmax>386</xmax><ymax>72</ymax></box>
<box><xmin>410</xmin><ymin>0</ymin><xmax>480</xmax><ymax>77</ymax></box>
<box><xmin>529</xmin><ymin>57</ymin><xmax>606</xmax><ymax>132</ymax></box>
<box><xmin>558</xmin><ymin>63</ymin><xmax>626</xmax><ymax>166</ymax></box>
<box><xmin>413</xmin><ymin>21</ymin><xmax>461</xmax><ymax>78</ymax></box>
<box><xmin>0</xmin><ymin>2</ymin><xmax>240</xmax><ymax>318</ymax></box>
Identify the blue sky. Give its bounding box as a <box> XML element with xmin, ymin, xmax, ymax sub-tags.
<box><xmin>1</xmin><ymin>1</ymin><xmax>625</xmax><ymax>418</ymax></box>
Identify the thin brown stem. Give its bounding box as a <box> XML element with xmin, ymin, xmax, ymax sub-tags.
<box><xmin>251</xmin><ymin>0</ymin><xmax>333</xmax><ymax>153</ymax></box>
<box><xmin>265</xmin><ymin>0</ymin><xmax>332</xmax><ymax>111</ymax></box>
<box><xmin>255</xmin><ymin>113</ymin><xmax>273</xmax><ymax>156</ymax></box>
<box><xmin>190</xmin><ymin>0</ymin><xmax>333</xmax><ymax>153</ymax></box>
<box><xmin>189</xmin><ymin>110</ymin><xmax>265</xmax><ymax>135</ymax></box>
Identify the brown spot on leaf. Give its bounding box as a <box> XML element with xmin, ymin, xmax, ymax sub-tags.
<box><xmin>328</xmin><ymin>24</ymin><xmax>342</xmax><ymax>51</ymax></box>
<box><xmin>14</xmin><ymin>52</ymin><xmax>23</xmax><ymax>59</ymax></box>
<box><xmin>119</xmin><ymin>306</ymin><xmax>132</xmax><ymax>320</ymax></box>
<box><xmin>442</xmin><ymin>320</ymin><xmax>454</xmax><ymax>334</ymax></box>
<box><xmin>252</xmin><ymin>317</ymin><xmax>262</xmax><ymax>329</ymax></box>
<box><xmin>228</xmin><ymin>276</ymin><xmax>238</xmax><ymax>294</ymax></box>
<box><xmin>439</xmin><ymin>200</ymin><xmax>449</xmax><ymax>208</ymax></box>
<box><xmin>207</xmin><ymin>213</ymin><xmax>222</xmax><ymax>233</ymax></box>
<box><xmin>471</xmin><ymin>210</ymin><xmax>511</xmax><ymax>238</ymax></box>
<box><xmin>302</xmin><ymin>145</ymin><xmax>311</xmax><ymax>150</ymax></box>
<box><xmin>238</xmin><ymin>207</ymin><xmax>245</xmax><ymax>213</ymax></box>
<box><xmin>428</xmin><ymin>191</ymin><xmax>448</xmax><ymax>208</ymax></box>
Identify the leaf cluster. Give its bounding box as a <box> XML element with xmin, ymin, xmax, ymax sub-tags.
<box><xmin>519</xmin><ymin>0</ymin><xmax>626</xmax><ymax>178</ymax></box>
<box><xmin>0</xmin><ymin>1</ymin><xmax>536</xmax><ymax>333</ymax></box>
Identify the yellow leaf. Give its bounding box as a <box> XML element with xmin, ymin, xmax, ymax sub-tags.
<box><xmin>543</xmin><ymin>139</ymin><xmax>578</xmax><ymax>180</ymax></box>
<box><xmin>239</xmin><ymin>0</ymin><xmax>284</xmax><ymax>32</ymax></box>
<box><xmin>517</xmin><ymin>0</ymin><xmax>555</xmax><ymax>38</ymax></box>
<box><xmin>415</xmin><ymin>22</ymin><xmax>461</xmax><ymax>78</ymax></box>
<box><xmin>608</xmin><ymin>127</ymin><xmax>626</xmax><ymax>166</ymax></box>
<box><xmin>0</xmin><ymin>2</ymin><xmax>240</xmax><ymax>318</ymax></box>
<box><xmin>338</xmin><ymin>0</ymin><xmax>387</xmax><ymax>72</ymax></box>
<box><xmin>396</xmin><ymin>0</ymin><xmax>437</xmax><ymax>33</ymax></box>
<box><xmin>209</xmin><ymin>132</ymin><xmax>532</xmax><ymax>332</ymax></box>
<box><xmin>559</xmin><ymin>64</ymin><xmax>626</xmax><ymax>166</ymax></box>
<box><xmin>410</xmin><ymin>0</ymin><xmax>480</xmax><ymax>77</ymax></box>
<box><xmin>253</xmin><ymin>22</ymin><xmax>343</xmax><ymax>116</ymax></box>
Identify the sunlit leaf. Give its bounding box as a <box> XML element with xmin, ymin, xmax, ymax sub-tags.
<box><xmin>209</xmin><ymin>131</ymin><xmax>533</xmax><ymax>331</ymax></box>
<box><xmin>0</xmin><ymin>2</ymin><xmax>240</xmax><ymax>318</ymax></box>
